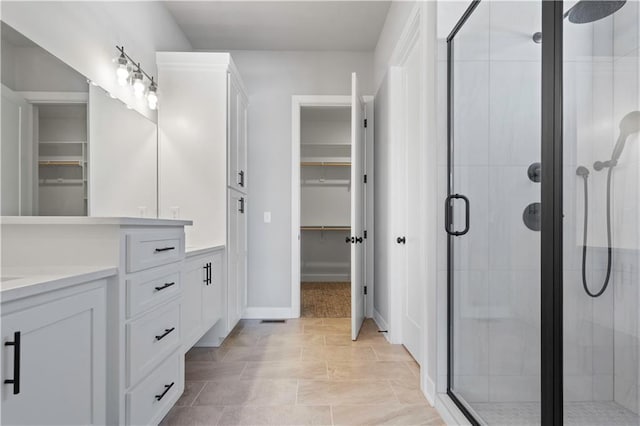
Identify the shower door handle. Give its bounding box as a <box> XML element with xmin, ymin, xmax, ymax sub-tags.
<box><xmin>444</xmin><ymin>194</ymin><xmax>470</xmax><ymax>236</ymax></box>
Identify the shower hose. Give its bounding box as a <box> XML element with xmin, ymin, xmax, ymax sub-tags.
<box><xmin>579</xmin><ymin>167</ymin><xmax>613</xmax><ymax>298</ymax></box>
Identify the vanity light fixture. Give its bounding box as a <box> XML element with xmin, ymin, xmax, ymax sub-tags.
<box><xmin>115</xmin><ymin>46</ymin><xmax>159</xmax><ymax>108</ymax></box>
<box><xmin>147</xmin><ymin>78</ymin><xmax>158</xmax><ymax>110</ymax></box>
<box><xmin>132</xmin><ymin>65</ymin><xmax>145</xmax><ymax>98</ymax></box>
<box><xmin>115</xmin><ymin>50</ymin><xmax>131</xmax><ymax>86</ymax></box>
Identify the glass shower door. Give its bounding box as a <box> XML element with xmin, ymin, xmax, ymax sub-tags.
<box><xmin>447</xmin><ymin>1</ymin><xmax>542</xmax><ymax>424</ymax></box>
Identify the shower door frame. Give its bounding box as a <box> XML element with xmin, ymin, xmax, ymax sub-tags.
<box><xmin>445</xmin><ymin>1</ymin><xmax>564</xmax><ymax>425</ymax></box>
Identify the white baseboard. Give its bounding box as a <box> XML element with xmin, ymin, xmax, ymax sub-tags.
<box><xmin>422</xmin><ymin>375</ymin><xmax>437</xmax><ymax>406</ymax></box>
<box><xmin>301</xmin><ymin>274</ymin><xmax>350</xmax><ymax>282</ymax></box>
<box><xmin>435</xmin><ymin>393</ymin><xmax>472</xmax><ymax>426</ymax></box>
<box><xmin>373</xmin><ymin>309</ymin><xmax>391</xmax><ymax>343</ymax></box>
<box><xmin>243</xmin><ymin>307</ymin><xmax>294</xmax><ymax>319</ymax></box>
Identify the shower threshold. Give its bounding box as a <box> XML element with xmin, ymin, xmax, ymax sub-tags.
<box><xmin>472</xmin><ymin>401</ymin><xmax>639</xmax><ymax>426</ymax></box>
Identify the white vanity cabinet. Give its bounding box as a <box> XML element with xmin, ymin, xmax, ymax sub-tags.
<box><xmin>227</xmin><ymin>191</ymin><xmax>247</xmax><ymax>329</ymax></box>
<box><xmin>1</xmin><ymin>217</ymin><xmax>191</xmax><ymax>425</ymax></box>
<box><xmin>1</xmin><ymin>278</ymin><xmax>108</xmax><ymax>426</ymax></box>
<box><xmin>228</xmin><ymin>72</ymin><xmax>248</xmax><ymax>194</ymax></box>
<box><xmin>182</xmin><ymin>247</ymin><xmax>224</xmax><ymax>349</ymax></box>
<box><xmin>157</xmin><ymin>52</ymin><xmax>249</xmax><ymax>344</ymax></box>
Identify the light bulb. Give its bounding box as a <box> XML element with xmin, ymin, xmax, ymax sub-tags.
<box><xmin>116</xmin><ymin>53</ymin><xmax>130</xmax><ymax>86</ymax></box>
<box><xmin>147</xmin><ymin>81</ymin><xmax>158</xmax><ymax>110</ymax></box>
<box><xmin>132</xmin><ymin>70</ymin><xmax>145</xmax><ymax>98</ymax></box>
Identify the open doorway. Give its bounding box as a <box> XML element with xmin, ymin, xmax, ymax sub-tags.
<box><xmin>291</xmin><ymin>80</ymin><xmax>367</xmax><ymax>340</ymax></box>
<box><xmin>299</xmin><ymin>105</ymin><xmax>352</xmax><ymax>318</ymax></box>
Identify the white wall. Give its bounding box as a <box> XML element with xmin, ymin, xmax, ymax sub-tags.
<box><xmin>229</xmin><ymin>50</ymin><xmax>374</xmax><ymax>309</ymax></box>
<box><xmin>373</xmin><ymin>1</ymin><xmax>417</xmax><ymax>90</ymax></box>
<box><xmin>1</xmin><ymin>1</ymin><xmax>191</xmax><ymax>121</ymax></box>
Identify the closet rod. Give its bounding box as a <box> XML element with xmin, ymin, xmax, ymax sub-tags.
<box><xmin>38</xmin><ymin>160</ymin><xmax>83</xmax><ymax>166</ymax></box>
<box><xmin>301</xmin><ymin>226</ymin><xmax>351</xmax><ymax>231</ymax></box>
<box><xmin>300</xmin><ymin>161</ymin><xmax>351</xmax><ymax>167</ymax></box>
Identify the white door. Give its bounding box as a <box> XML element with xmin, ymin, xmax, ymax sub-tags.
<box><xmin>1</xmin><ymin>86</ymin><xmax>29</xmax><ymax>215</ymax></box>
<box><xmin>351</xmin><ymin>73</ymin><xmax>366</xmax><ymax>340</ymax></box>
<box><xmin>400</xmin><ymin>40</ymin><xmax>423</xmax><ymax>361</ymax></box>
<box><xmin>1</xmin><ymin>286</ymin><xmax>106</xmax><ymax>425</ymax></box>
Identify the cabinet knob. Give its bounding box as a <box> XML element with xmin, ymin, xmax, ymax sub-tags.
<box><xmin>397</xmin><ymin>237</ymin><xmax>406</xmax><ymax>244</ymax></box>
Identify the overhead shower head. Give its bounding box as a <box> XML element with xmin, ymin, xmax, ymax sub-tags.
<box><xmin>565</xmin><ymin>1</ymin><xmax>627</xmax><ymax>24</ymax></box>
<box><xmin>594</xmin><ymin>111</ymin><xmax>640</xmax><ymax>171</ymax></box>
<box><xmin>533</xmin><ymin>1</ymin><xmax>627</xmax><ymax>44</ymax></box>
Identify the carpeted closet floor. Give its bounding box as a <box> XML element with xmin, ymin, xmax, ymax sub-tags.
<box><xmin>301</xmin><ymin>282</ymin><xmax>350</xmax><ymax>318</ymax></box>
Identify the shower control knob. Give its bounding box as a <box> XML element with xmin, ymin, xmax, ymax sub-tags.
<box><xmin>397</xmin><ymin>237</ymin><xmax>406</xmax><ymax>244</ymax></box>
<box><xmin>528</xmin><ymin>163</ymin><xmax>542</xmax><ymax>183</ymax></box>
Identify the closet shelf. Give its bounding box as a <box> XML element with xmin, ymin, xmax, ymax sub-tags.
<box><xmin>301</xmin><ymin>226</ymin><xmax>351</xmax><ymax>231</ymax></box>
<box><xmin>39</xmin><ymin>178</ymin><xmax>84</xmax><ymax>185</ymax></box>
<box><xmin>38</xmin><ymin>160</ymin><xmax>83</xmax><ymax>166</ymax></box>
<box><xmin>301</xmin><ymin>161</ymin><xmax>351</xmax><ymax>167</ymax></box>
<box><xmin>301</xmin><ymin>142</ymin><xmax>351</xmax><ymax>147</ymax></box>
<box><xmin>39</xmin><ymin>140</ymin><xmax>86</xmax><ymax>145</ymax></box>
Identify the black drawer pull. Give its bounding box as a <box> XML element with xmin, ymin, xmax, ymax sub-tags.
<box><xmin>155</xmin><ymin>382</ymin><xmax>175</xmax><ymax>401</ymax></box>
<box><xmin>155</xmin><ymin>327</ymin><xmax>175</xmax><ymax>341</ymax></box>
<box><xmin>154</xmin><ymin>282</ymin><xmax>175</xmax><ymax>292</ymax></box>
<box><xmin>239</xmin><ymin>170</ymin><xmax>245</xmax><ymax>187</ymax></box>
<box><xmin>154</xmin><ymin>246</ymin><xmax>175</xmax><ymax>253</ymax></box>
<box><xmin>4</xmin><ymin>331</ymin><xmax>20</xmax><ymax>395</ymax></box>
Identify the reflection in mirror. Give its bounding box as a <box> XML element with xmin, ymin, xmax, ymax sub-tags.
<box><xmin>1</xmin><ymin>21</ymin><xmax>159</xmax><ymax>218</ymax></box>
<box><xmin>89</xmin><ymin>85</ymin><xmax>158</xmax><ymax>218</ymax></box>
<box><xmin>1</xmin><ymin>21</ymin><xmax>88</xmax><ymax>216</ymax></box>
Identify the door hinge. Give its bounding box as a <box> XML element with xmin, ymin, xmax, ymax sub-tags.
<box><xmin>364</xmin><ymin>119</ymin><xmax>368</xmax><ymax>128</ymax></box>
<box><xmin>364</xmin><ymin>230</ymin><xmax>368</xmax><ymax>239</ymax></box>
<box><xmin>363</xmin><ymin>174</ymin><xmax>367</xmax><ymax>184</ymax></box>
<box><xmin>364</xmin><ymin>286</ymin><xmax>368</xmax><ymax>295</ymax></box>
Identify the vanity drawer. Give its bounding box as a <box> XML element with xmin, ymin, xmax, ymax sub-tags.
<box><xmin>126</xmin><ymin>349</ymin><xmax>183</xmax><ymax>426</ymax></box>
<box><xmin>126</xmin><ymin>266</ymin><xmax>181</xmax><ymax>318</ymax></box>
<box><xmin>127</xmin><ymin>301</ymin><xmax>180</xmax><ymax>387</ymax></box>
<box><xmin>126</xmin><ymin>229</ymin><xmax>185</xmax><ymax>273</ymax></box>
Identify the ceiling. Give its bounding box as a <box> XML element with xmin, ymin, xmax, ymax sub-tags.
<box><xmin>163</xmin><ymin>1</ymin><xmax>391</xmax><ymax>51</ymax></box>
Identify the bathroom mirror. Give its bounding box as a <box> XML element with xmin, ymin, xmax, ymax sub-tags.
<box><xmin>1</xmin><ymin>21</ymin><xmax>158</xmax><ymax>217</ymax></box>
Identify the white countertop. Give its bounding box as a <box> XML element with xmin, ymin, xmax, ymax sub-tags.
<box><xmin>1</xmin><ymin>266</ymin><xmax>118</xmax><ymax>303</ymax></box>
<box><xmin>1</xmin><ymin>216</ymin><xmax>193</xmax><ymax>227</ymax></box>
<box><xmin>186</xmin><ymin>244</ymin><xmax>225</xmax><ymax>257</ymax></box>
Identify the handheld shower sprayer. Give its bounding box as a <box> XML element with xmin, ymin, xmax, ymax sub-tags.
<box><xmin>594</xmin><ymin>111</ymin><xmax>640</xmax><ymax>170</ymax></box>
<box><xmin>577</xmin><ymin>111</ymin><xmax>640</xmax><ymax>298</ymax></box>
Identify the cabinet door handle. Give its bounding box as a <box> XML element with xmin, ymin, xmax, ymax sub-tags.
<box><xmin>4</xmin><ymin>331</ymin><xmax>20</xmax><ymax>395</ymax></box>
<box><xmin>238</xmin><ymin>170</ymin><xmax>245</xmax><ymax>187</ymax></box>
<box><xmin>203</xmin><ymin>263</ymin><xmax>209</xmax><ymax>285</ymax></box>
<box><xmin>155</xmin><ymin>382</ymin><xmax>175</xmax><ymax>401</ymax></box>
<box><xmin>208</xmin><ymin>262</ymin><xmax>213</xmax><ymax>285</ymax></box>
<box><xmin>356</xmin><ymin>237</ymin><xmax>363</xmax><ymax>243</ymax></box>
<box><xmin>397</xmin><ymin>237</ymin><xmax>406</xmax><ymax>244</ymax></box>
<box><xmin>154</xmin><ymin>282</ymin><xmax>176</xmax><ymax>291</ymax></box>
<box><xmin>239</xmin><ymin>197</ymin><xmax>245</xmax><ymax>214</ymax></box>
<box><xmin>154</xmin><ymin>246</ymin><xmax>175</xmax><ymax>253</ymax></box>
<box><xmin>155</xmin><ymin>327</ymin><xmax>175</xmax><ymax>341</ymax></box>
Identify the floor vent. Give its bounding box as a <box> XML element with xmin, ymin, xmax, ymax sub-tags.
<box><xmin>260</xmin><ymin>319</ymin><xmax>286</xmax><ymax>324</ymax></box>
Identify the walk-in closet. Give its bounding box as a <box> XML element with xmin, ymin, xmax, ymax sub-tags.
<box><xmin>300</xmin><ymin>106</ymin><xmax>352</xmax><ymax>317</ymax></box>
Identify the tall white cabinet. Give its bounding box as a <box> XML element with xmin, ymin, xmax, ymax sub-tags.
<box><xmin>157</xmin><ymin>52</ymin><xmax>248</xmax><ymax>338</ymax></box>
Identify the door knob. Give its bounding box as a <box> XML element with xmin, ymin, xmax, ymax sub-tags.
<box><xmin>397</xmin><ymin>237</ymin><xmax>406</xmax><ymax>244</ymax></box>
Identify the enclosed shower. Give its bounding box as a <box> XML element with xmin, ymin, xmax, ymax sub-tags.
<box><xmin>445</xmin><ymin>0</ymin><xmax>640</xmax><ymax>424</ymax></box>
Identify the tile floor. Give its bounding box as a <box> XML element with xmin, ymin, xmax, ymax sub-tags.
<box><xmin>160</xmin><ymin>318</ymin><xmax>444</xmax><ymax>425</ymax></box>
